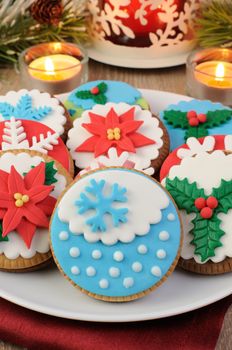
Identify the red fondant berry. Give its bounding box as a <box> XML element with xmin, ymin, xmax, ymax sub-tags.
<box><xmin>189</xmin><ymin>117</ymin><xmax>199</xmax><ymax>127</ymax></box>
<box><xmin>197</xmin><ymin>113</ymin><xmax>207</xmax><ymax>123</ymax></box>
<box><xmin>206</xmin><ymin>196</ymin><xmax>218</xmax><ymax>209</ymax></box>
<box><xmin>187</xmin><ymin>110</ymin><xmax>197</xmax><ymax>119</ymax></box>
<box><xmin>195</xmin><ymin>197</ymin><xmax>206</xmax><ymax>210</ymax></box>
<box><xmin>91</xmin><ymin>86</ymin><xmax>99</xmax><ymax>95</ymax></box>
<box><xmin>200</xmin><ymin>207</ymin><xmax>213</xmax><ymax>219</ymax></box>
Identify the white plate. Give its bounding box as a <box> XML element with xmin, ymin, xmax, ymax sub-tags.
<box><xmin>0</xmin><ymin>89</ymin><xmax>231</xmax><ymax>322</ymax></box>
<box><xmin>88</xmin><ymin>47</ymin><xmax>188</xmax><ymax>69</ymax></box>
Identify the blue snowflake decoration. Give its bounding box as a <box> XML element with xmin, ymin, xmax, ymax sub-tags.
<box><xmin>0</xmin><ymin>94</ymin><xmax>52</xmax><ymax>121</ymax></box>
<box><xmin>76</xmin><ymin>179</ymin><xmax>128</xmax><ymax>232</ymax></box>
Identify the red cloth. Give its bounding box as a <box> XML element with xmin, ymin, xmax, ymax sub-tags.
<box><xmin>0</xmin><ymin>296</ymin><xmax>231</xmax><ymax>350</ymax></box>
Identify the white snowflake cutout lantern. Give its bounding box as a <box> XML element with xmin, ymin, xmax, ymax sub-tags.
<box><xmin>88</xmin><ymin>0</ymin><xmax>200</xmax><ymax>67</ymax></box>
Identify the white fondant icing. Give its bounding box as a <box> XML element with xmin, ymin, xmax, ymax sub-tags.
<box><xmin>86</xmin><ymin>266</ymin><xmax>96</xmax><ymax>277</ymax></box>
<box><xmin>113</xmin><ymin>251</ymin><xmax>124</xmax><ymax>262</ymax></box>
<box><xmin>165</xmin><ymin>151</ymin><xmax>232</xmax><ymax>263</ymax></box>
<box><xmin>99</xmin><ymin>279</ymin><xmax>109</xmax><ymax>289</ymax></box>
<box><xmin>0</xmin><ymin>152</ymin><xmax>67</xmax><ymax>259</ymax></box>
<box><xmin>67</xmin><ymin>103</ymin><xmax>163</xmax><ymax>170</ymax></box>
<box><xmin>0</xmin><ymin>89</ymin><xmax>66</xmax><ymax>135</ymax></box>
<box><xmin>159</xmin><ymin>231</ymin><xmax>170</xmax><ymax>241</ymax></box>
<box><xmin>92</xmin><ymin>250</ymin><xmax>102</xmax><ymax>259</ymax></box>
<box><xmin>224</xmin><ymin>135</ymin><xmax>232</xmax><ymax>151</ymax></box>
<box><xmin>109</xmin><ymin>267</ymin><xmax>120</xmax><ymax>278</ymax></box>
<box><xmin>58</xmin><ymin>169</ymin><xmax>169</xmax><ymax>245</ymax></box>
<box><xmin>132</xmin><ymin>262</ymin><xmax>142</xmax><ymax>272</ymax></box>
<box><xmin>156</xmin><ymin>249</ymin><xmax>166</xmax><ymax>259</ymax></box>
<box><xmin>151</xmin><ymin>266</ymin><xmax>162</xmax><ymax>277</ymax></box>
<box><xmin>137</xmin><ymin>244</ymin><xmax>148</xmax><ymax>254</ymax></box>
<box><xmin>123</xmin><ymin>277</ymin><xmax>134</xmax><ymax>288</ymax></box>
<box><xmin>71</xmin><ymin>266</ymin><xmax>80</xmax><ymax>275</ymax></box>
<box><xmin>69</xmin><ymin>247</ymin><xmax>80</xmax><ymax>258</ymax></box>
<box><xmin>167</xmin><ymin>213</ymin><xmax>175</xmax><ymax>221</ymax></box>
<box><xmin>59</xmin><ymin>231</ymin><xmax>69</xmax><ymax>241</ymax></box>
<box><xmin>177</xmin><ymin>136</ymin><xmax>215</xmax><ymax>159</ymax></box>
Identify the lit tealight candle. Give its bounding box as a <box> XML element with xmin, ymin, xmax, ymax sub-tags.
<box><xmin>29</xmin><ymin>54</ymin><xmax>81</xmax><ymax>82</ymax></box>
<box><xmin>194</xmin><ymin>61</ymin><xmax>232</xmax><ymax>89</ymax></box>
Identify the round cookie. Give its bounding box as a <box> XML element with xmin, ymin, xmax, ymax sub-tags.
<box><xmin>159</xmin><ymin>99</ymin><xmax>232</xmax><ymax>150</ymax></box>
<box><xmin>67</xmin><ymin>102</ymin><xmax>169</xmax><ymax>174</ymax></box>
<box><xmin>0</xmin><ymin>149</ymin><xmax>73</xmax><ymax>272</ymax></box>
<box><xmin>0</xmin><ymin>118</ymin><xmax>74</xmax><ymax>176</ymax></box>
<box><xmin>0</xmin><ymin>89</ymin><xmax>72</xmax><ymax>140</ymax></box>
<box><xmin>50</xmin><ymin>167</ymin><xmax>182</xmax><ymax>302</ymax></box>
<box><xmin>64</xmin><ymin>80</ymin><xmax>150</xmax><ymax>120</ymax></box>
<box><xmin>161</xmin><ymin>150</ymin><xmax>232</xmax><ymax>274</ymax></box>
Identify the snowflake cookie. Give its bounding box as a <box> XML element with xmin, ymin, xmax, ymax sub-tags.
<box><xmin>50</xmin><ymin>167</ymin><xmax>182</xmax><ymax>301</ymax></box>
<box><xmin>67</xmin><ymin>102</ymin><xmax>169</xmax><ymax>173</ymax></box>
<box><xmin>0</xmin><ymin>118</ymin><xmax>73</xmax><ymax>174</ymax></box>
<box><xmin>159</xmin><ymin>99</ymin><xmax>232</xmax><ymax>150</ymax></box>
<box><xmin>64</xmin><ymin>80</ymin><xmax>149</xmax><ymax>120</ymax></box>
<box><xmin>161</xmin><ymin>150</ymin><xmax>232</xmax><ymax>275</ymax></box>
<box><xmin>0</xmin><ymin>150</ymin><xmax>73</xmax><ymax>272</ymax></box>
<box><xmin>0</xmin><ymin>89</ymin><xmax>70</xmax><ymax>137</ymax></box>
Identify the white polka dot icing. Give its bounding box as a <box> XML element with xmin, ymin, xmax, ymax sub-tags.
<box><xmin>109</xmin><ymin>267</ymin><xmax>120</xmax><ymax>278</ymax></box>
<box><xmin>59</xmin><ymin>231</ymin><xmax>69</xmax><ymax>241</ymax></box>
<box><xmin>137</xmin><ymin>244</ymin><xmax>148</xmax><ymax>254</ymax></box>
<box><xmin>86</xmin><ymin>266</ymin><xmax>96</xmax><ymax>277</ymax></box>
<box><xmin>50</xmin><ymin>168</ymin><xmax>182</xmax><ymax>299</ymax></box>
<box><xmin>132</xmin><ymin>262</ymin><xmax>142</xmax><ymax>272</ymax></box>
<box><xmin>92</xmin><ymin>250</ymin><xmax>102</xmax><ymax>259</ymax></box>
<box><xmin>167</xmin><ymin>213</ymin><xmax>175</xmax><ymax>221</ymax></box>
<box><xmin>159</xmin><ymin>231</ymin><xmax>170</xmax><ymax>241</ymax></box>
<box><xmin>69</xmin><ymin>247</ymin><xmax>80</xmax><ymax>258</ymax></box>
<box><xmin>156</xmin><ymin>249</ymin><xmax>166</xmax><ymax>259</ymax></box>
<box><xmin>71</xmin><ymin>266</ymin><xmax>80</xmax><ymax>275</ymax></box>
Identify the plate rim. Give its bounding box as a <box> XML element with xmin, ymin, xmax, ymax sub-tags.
<box><xmin>0</xmin><ymin>89</ymin><xmax>231</xmax><ymax>322</ymax></box>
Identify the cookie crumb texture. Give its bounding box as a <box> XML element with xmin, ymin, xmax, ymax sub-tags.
<box><xmin>51</xmin><ymin>168</ymin><xmax>182</xmax><ymax>301</ymax></box>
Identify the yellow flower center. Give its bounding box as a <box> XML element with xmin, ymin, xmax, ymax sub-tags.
<box><xmin>14</xmin><ymin>193</ymin><xmax>30</xmax><ymax>207</ymax></box>
<box><xmin>107</xmin><ymin>127</ymin><xmax>121</xmax><ymax>141</ymax></box>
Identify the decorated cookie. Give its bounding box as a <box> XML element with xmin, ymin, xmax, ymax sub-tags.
<box><xmin>0</xmin><ymin>150</ymin><xmax>73</xmax><ymax>272</ymax></box>
<box><xmin>67</xmin><ymin>103</ymin><xmax>169</xmax><ymax>173</ymax></box>
<box><xmin>0</xmin><ymin>89</ymin><xmax>72</xmax><ymax>138</ymax></box>
<box><xmin>161</xmin><ymin>150</ymin><xmax>232</xmax><ymax>274</ymax></box>
<box><xmin>0</xmin><ymin>118</ymin><xmax>74</xmax><ymax>175</ymax></box>
<box><xmin>159</xmin><ymin>99</ymin><xmax>232</xmax><ymax>150</ymax></box>
<box><xmin>160</xmin><ymin>135</ymin><xmax>232</xmax><ymax>181</ymax></box>
<box><xmin>50</xmin><ymin>167</ymin><xmax>182</xmax><ymax>302</ymax></box>
<box><xmin>64</xmin><ymin>80</ymin><xmax>150</xmax><ymax>119</ymax></box>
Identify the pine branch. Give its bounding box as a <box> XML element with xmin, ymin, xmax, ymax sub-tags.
<box><xmin>196</xmin><ymin>0</ymin><xmax>232</xmax><ymax>48</ymax></box>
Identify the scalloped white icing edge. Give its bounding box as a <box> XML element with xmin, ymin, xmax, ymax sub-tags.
<box><xmin>0</xmin><ymin>152</ymin><xmax>67</xmax><ymax>259</ymax></box>
<box><xmin>162</xmin><ymin>151</ymin><xmax>232</xmax><ymax>263</ymax></box>
<box><xmin>0</xmin><ymin>89</ymin><xmax>67</xmax><ymax>135</ymax></box>
<box><xmin>67</xmin><ymin>102</ymin><xmax>163</xmax><ymax>170</ymax></box>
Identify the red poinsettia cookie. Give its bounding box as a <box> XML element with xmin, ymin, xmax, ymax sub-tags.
<box><xmin>0</xmin><ymin>149</ymin><xmax>72</xmax><ymax>272</ymax></box>
<box><xmin>67</xmin><ymin>103</ymin><xmax>169</xmax><ymax>173</ymax></box>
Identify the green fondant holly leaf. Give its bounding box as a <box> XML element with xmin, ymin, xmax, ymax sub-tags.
<box><xmin>44</xmin><ymin>161</ymin><xmax>58</xmax><ymax>185</ymax></box>
<box><xmin>185</xmin><ymin>126</ymin><xmax>208</xmax><ymax>140</ymax></box>
<box><xmin>204</xmin><ymin>110</ymin><xmax>232</xmax><ymax>128</ymax></box>
<box><xmin>190</xmin><ymin>213</ymin><xmax>224</xmax><ymax>262</ymax></box>
<box><xmin>165</xmin><ymin>177</ymin><xmax>205</xmax><ymax>213</ymax></box>
<box><xmin>213</xmin><ymin>179</ymin><xmax>232</xmax><ymax>214</ymax></box>
<box><xmin>136</xmin><ymin>97</ymin><xmax>149</xmax><ymax>110</ymax></box>
<box><xmin>163</xmin><ymin>110</ymin><xmax>189</xmax><ymax>129</ymax></box>
<box><xmin>0</xmin><ymin>222</ymin><xmax>8</xmax><ymax>242</ymax></box>
<box><xmin>93</xmin><ymin>94</ymin><xmax>107</xmax><ymax>104</ymax></box>
<box><xmin>98</xmin><ymin>82</ymin><xmax>107</xmax><ymax>93</ymax></box>
<box><xmin>75</xmin><ymin>90</ymin><xmax>92</xmax><ymax>100</ymax></box>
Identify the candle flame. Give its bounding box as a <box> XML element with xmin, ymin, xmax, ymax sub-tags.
<box><xmin>215</xmin><ymin>63</ymin><xmax>225</xmax><ymax>79</ymax></box>
<box><xmin>45</xmin><ymin>57</ymin><xmax>55</xmax><ymax>73</ymax></box>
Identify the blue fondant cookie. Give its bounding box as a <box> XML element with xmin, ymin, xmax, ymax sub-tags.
<box><xmin>64</xmin><ymin>80</ymin><xmax>149</xmax><ymax>120</ymax></box>
<box><xmin>50</xmin><ymin>167</ymin><xmax>182</xmax><ymax>302</ymax></box>
<box><xmin>159</xmin><ymin>99</ymin><xmax>232</xmax><ymax>150</ymax></box>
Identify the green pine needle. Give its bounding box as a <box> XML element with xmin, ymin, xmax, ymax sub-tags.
<box><xmin>196</xmin><ymin>0</ymin><xmax>232</xmax><ymax>48</ymax></box>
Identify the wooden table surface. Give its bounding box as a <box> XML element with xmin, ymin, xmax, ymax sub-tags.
<box><xmin>0</xmin><ymin>60</ymin><xmax>231</xmax><ymax>350</ymax></box>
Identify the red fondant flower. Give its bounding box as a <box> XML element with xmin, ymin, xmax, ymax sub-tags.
<box><xmin>0</xmin><ymin>163</ymin><xmax>56</xmax><ymax>248</ymax></box>
<box><xmin>76</xmin><ymin>107</ymin><xmax>155</xmax><ymax>157</ymax></box>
